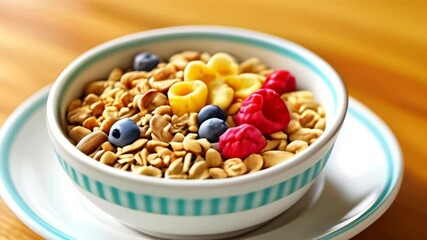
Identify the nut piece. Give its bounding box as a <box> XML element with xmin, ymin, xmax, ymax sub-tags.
<box><xmin>223</xmin><ymin>158</ymin><xmax>247</xmax><ymax>177</ymax></box>
<box><xmin>183</xmin><ymin>140</ymin><xmax>202</xmax><ymax>154</ymax></box>
<box><xmin>166</xmin><ymin>174</ymin><xmax>188</xmax><ymax>179</ymax></box>
<box><xmin>226</xmin><ymin>115</ymin><xmax>236</xmax><ymax>128</ymax></box>
<box><xmin>102</xmin><ymin>106</ymin><xmax>119</xmax><ymax>119</ymax></box>
<box><xmin>196</xmin><ymin>138</ymin><xmax>211</xmax><ymax>151</ymax></box>
<box><xmin>146</xmin><ymin>140</ymin><xmax>169</xmax><ymax>150</ymax></box>
<box><xmin>244</xmin><ymin>154</ymin><xmax>264</xmax><ymax>173</ymax></box>
<box><xmin>152</xmin><ymin>105</ymin><xmax>173</xmax><ymax>116</ymax></box>
<box><xmin>239</xmin><ymin>57</ymin><xmax>267</xmax><ymax>74</ymax></box>
<box><xmin>298</xmin><ymin>102</ymin><xmax>320</xmax><ymax>114</ymax></box>
<box><xmin>289</xmin><ymin>128</ymin><xmax>323</xmax><ymax>143</ymax></box>
<box><xmin>170</xmin><ymin>114</ymin><xmax>190</xmax><ymax>134</ymax></box>
<box><xmin>170</xmin><ymin>142</ymin><xmax>183</xmax><ymax>151</ymax></box>
<box><xmin>90</xmin><ymin>101</ymin><xmax>105</xmax><ymax>118</ymax></box>
<box><xmin>138</xmin><ymin>89</ymin><xmax>169</xmax><ymax>113</ymax></box>
<box><xmin>84</xmin><ymin>80</ymin><xmax>108</xmax><ymax>96</ymax></box>
<box><xmin>227</xmin><ymin>100</ymin><xmax>243</xmax><ymax>115</ymax></box>
<box><xmin>188</xmin><ymin>161</ymin><xmax>210</xmax><ymax>179</ymax></box>
<box><xmin>261</xmin><ymin>140</ymin><xmax>281</xmax><ymax>152</ymax></box>
<box><xmin>101</xmin><ymin>141</ymin><xmax>116</xmax><ymax>152</ymax></box>
<box><xmin>137</xmin><ymin>148</ymin><xmax>149</xmax><ymax>166</ymax></box>
<box><xmin>151</xmin><ymin>64</ymin><xmax>177</xmax><ymax>81</ymax></box>
<box><xmin>83</xmin><ymin>94</ymin><xmax>99</xmax><ymax>106</ymax></box>
<box><xmin>262</xmin><ymin>150</ymin><xmax>295</xmax><ymax>168</ymax></box>
<box><xmin>270</xmin><ymin>131</ymin><xmax>287</xmax><ymax>140</ymax></box>
<box><xmin>171</xmin><ymin>133</ymin><xmax>185</xmax><ymax>142</ymax></box>
<box><xmin>314</xmin><ymin>118</ymin><xmax>326</xmax><ymax>130</ymax></box>
<box><xmin>209</xmin><ymin>168</ymin><xmax>228</xmax><ymax>179</ymax></box>
<box><xmin>286</xmin><ymin>119</ymin><xmax>301</xmax><ymax>135</ymax></box>
<box><xmin>69</xmin><ymin>126</ymin><xmax>91</xmax><ymax>144</ymax></box>
<box><xmin>120</xmin><ymin>71</ymin><xmax>148</xmax><ymax>89</ymax></box>
<box><xmin>147</xmin><ymin>155</ymin><xmax>163</xmax><ymax>168</ymax></box>
<box><xmin>68</xmin><ymin>106</ymin><xmax>92</xmax><ymax>125</ymax></box>
<box><xmin>134</xmin><ymin>166</ymin><xmax>162</xmax><ymax>178</ymax></box>
<box><xmin>183</xmin><ymin>152</ymin><xmax>193</xmax><ymax>173</ymax></box>
<box><xmin>300</xmin><ymin>109</ymin><xmax>320</xmax><ymax>128</ymax></box>
<box><xmin>82</xmin><ymin>116</ymin><xmax>99</xmax><ymax>130</ymax></box>
<box><xmin>277</xmin><ymin>140</ymin><xmax>288</xmax><ymax>151</ymax></box>
<box><xmin>317</xmin><ymin>106</ymin><xmax>326</xmax><ymax>117</ymax></box>
<box><xmin>205</xmin><ymin>148</ymin><xmax>222</xmax><ymax>167</ymax></box>
<box><xmin>286</xmin><ymin>140</ymin><xmax>308</xmax><ymax>153</ymax></box>
<box><xmin>166</xmin><ymin>158</ymin><xmax>184</xmax><ymax>176</ymax></box>
<box><xmin>100</xmin><ymin>117</ymin><xmax>116</xmax><ymax>134</ymax></box>
<box><xmin>150</xmin><ymin>114</ymin><xmax>173</xmax><ymax>142</ymax></box>
<box><xmin>100</xmin><ymin>151</ymin><xmax>118</xmax><ymax>165</ymax></box>
<box><xmin>67</xmin><ymin>99</ymin><xmax>82</xmax><ymax>113</ymax></box>
<box><xmin>93</xmin><ymin>149</ymin><xmax>106</xmax><ymax>161</ymax></box>
<box><xmin>76</xmin><ymin>130</ymin><xmax>108</xmax><ymax>155</ymax></box>
<box><xmin>149</xmin><ymin>78</ymin><xmax>181</xmax><ymax>93</ymax></box>
<box><xmin>122</xmin><ymin>139</ymin><xmax>148</xmax><ymax>154</ymax></box>
<box><xmin>108</xmin><ymin>67</ymin><xmax>123</xmax><ymax>81</ymax></box>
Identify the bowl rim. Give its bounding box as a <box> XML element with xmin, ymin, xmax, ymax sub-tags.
<box><xmin>46</xmin><ymin>25</ymin><xmax>348</xmax><ymax>189</ymax></box>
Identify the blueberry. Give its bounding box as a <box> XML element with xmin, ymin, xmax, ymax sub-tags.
<box><xmin>198</xmin><ymin>118</ymin><xmax>228</xmax><ymax>143</ymax></box>
<box><xmin>197</xmin><ymin>105</ymin><xmax>227</xmax><ymax>126</ymax></box>
<box><xmin>133</xmin><ymin>52</ymin><xmax>160</xmax><ymax>71</ymax></box>
<box><xmin>108</xmin><ymin>118</ymin><xmax>140</xmax><ymax>147</ymax></box>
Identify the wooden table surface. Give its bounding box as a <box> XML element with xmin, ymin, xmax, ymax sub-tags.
<box><xmin>0</xmin><ymin>0</ymin><xmax>426</xmax><ymax>239</ymax></box>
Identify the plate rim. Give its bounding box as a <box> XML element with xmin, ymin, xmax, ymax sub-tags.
<box><xmin>319</xmin><ymin>99</ymin><xmax>403</xmax><ymax>239</ymax></box>
<box><xmin>0</xmin><ymin>87</ymin><xmax>403</xmax><ymax>240</ymax></box>
<box><xmin>0</xmin><ymin>86</ymin><xmax>73</xmax><ymax>239</ymax></box>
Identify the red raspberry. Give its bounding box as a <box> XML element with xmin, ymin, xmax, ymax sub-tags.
<box><xmin>219</xmin><ymin>124</ymin><xmax>267</xmax><ymax>159</ymax></box>
<box><xmin>234</xmin><ymin>88</ymin><xmax>291</xmax><ymax>134</ymax></box>
<box><xmin>262</xmin><ymin>70</ymin><xmax>296</xmax><ymax>95</ymax></box>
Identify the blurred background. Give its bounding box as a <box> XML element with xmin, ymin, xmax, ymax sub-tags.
<box><xmin>0</xmin><ymin>0</ymin><xmax>426</xmax><ymax>239</ymax></box>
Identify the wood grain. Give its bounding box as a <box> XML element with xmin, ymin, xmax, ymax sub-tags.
<box><xmin>0</xmin><ymin>0</ymin><xmax>426</xmax><ymax>239</ymax></box>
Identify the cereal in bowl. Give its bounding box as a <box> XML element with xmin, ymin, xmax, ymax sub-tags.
<box><xmin>65</xmin><ymin>50</ymin><xmax>326</xmax><ymax>179</ymax></box>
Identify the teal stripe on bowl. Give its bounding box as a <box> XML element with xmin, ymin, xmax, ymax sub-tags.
<box><xmin>55</xmin><ymin>151</ymin><xmax>66</xmax><ymax>171</ymax></box>
<box><xmin>177</xmin><ymin>199</ymin><xmax>186</xmax><ymax>216</ymax></box>
<box><xmin>312</xmin><ymin>161</ymin><xmax>322</xmax><ymax>179</ymax></box>
<box><xmin>95</xmin><ymin>181</ymin><xmax>106</xmax><ymax>200</ymax></box>
<box><xmin>127</xmin><ymin>192</ymin><xmax>137</xmax><ymax>210</ymax></box>
<box><xmin>56</xmin><ymin>149</ymin><xmax>331</xmax><ymax>216</ymax></box>
<box><xmin>70</xmin><ymin>168</ymin><xmax>80</xmax><ymax>186</ymax></box>
<box><xmin>210</xmin><ymin>198</ymin><xmax>220</xmax><ymax>215</ymax></box>
<box><xmin>275</xmin><ymin>181</ymin><xmax>287</xmax><ymax>201</ymax></box>
<box><xmin>160</xmin><ymin>197</ymin><xmax>168</xmax><ymax>214</ymax></box>
<box><xmin>244</xmin><ymin>192</ymin><xmax>256</xmax><ymax>210</ymax></box>
<box><xmin>194</xmin><ymin>199</ymin><xmax>203</xmax><ymax>216</ymax></box>
<box><xmin>82</xmin><ymin>174</ymin><xmax>92</xmax><ymax>193</ymax></box>
<box><xmin>301</xmin><ymin>168</ymin><xmax>312</xmax><ymax>187</ymax></box>
<box><xmin>227</xmin><ymin>196</ymin><xmax>238</xmax><ymax>213</ymax></box>
<box><xmin>55</xmin><ymin>151</ymin><xmax>71</xmax><ymax>176</ymax></box>
<box><xmin>111</xmin><ymin>187</ymin><xmax>121</xmax><ymax>205</ymax></box>
<box><xmin>143</xmin><ymin>195</ymin><xmax>153</xmax><ymax>213</ymax></box>
<box><xmin>289</xmin><ymin>175</ymin><xmax>300</xmax><ymax>194</ymax></box>
<box><xmin>261</xmin><ymin>187</ymin><xmax>273</xmax><ymax>206</ymax></box>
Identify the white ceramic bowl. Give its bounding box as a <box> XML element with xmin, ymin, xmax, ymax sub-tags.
<box><xmin>46</xmin><ymin>26</ymin><xmax>348</xmax><ymax>239</ymax></box>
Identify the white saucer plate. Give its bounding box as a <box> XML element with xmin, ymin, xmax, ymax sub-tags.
<box><xmin>0</xmin><ymin>87</ymin><xmax>402</xmax><ymax>240</ymax></box>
